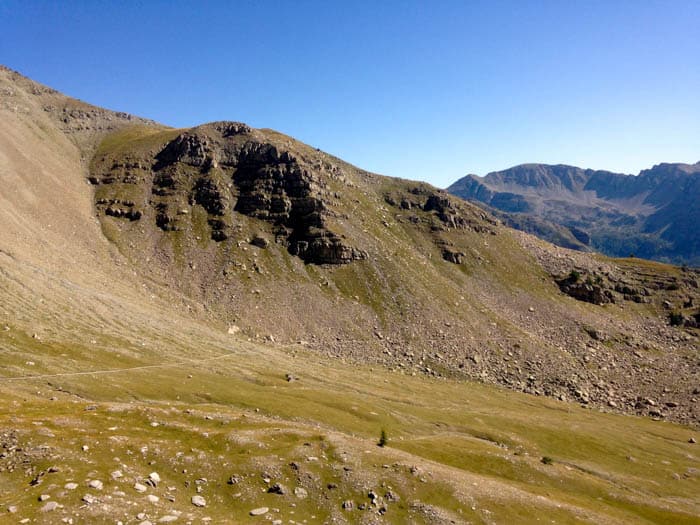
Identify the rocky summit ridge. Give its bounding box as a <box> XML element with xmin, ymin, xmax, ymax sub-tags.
<box><xmin>448</xmin><ymin>162</ymin><xmax>700</xmax><ymax>265</ymax></box>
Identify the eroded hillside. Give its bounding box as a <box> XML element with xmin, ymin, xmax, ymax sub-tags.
<box><xmin>85</xmin><ymin>117</ymin><xmax>699</xmax><ymax>426</ymax></box>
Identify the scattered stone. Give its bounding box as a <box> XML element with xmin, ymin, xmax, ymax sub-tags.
<box><xmin>191</xmin><ymin>495</ymin><xmax>206</xmax><ymax>507</ymax></box>
<box><xmin>159</xmin><ymin>517</ymin><xmax>178</xmax><ymax>523</ymax></box>
<box><xmin>690</xmin><ymin>437</ymin><xmax>697</xmax><ymax>444</ymax></box>
<box><xmin>134</xmin><ymin>482</ymin><xmax>148</xmax><ymax>493</ymax></box>
<box><xmin>81</xmin><ymin>445</ymin><xmax>89</xmax><ymax>452</ymax></box>
<box><xmin>250</xmin><ymin>235</ymin><xmax>269</xmax><ymax>248</ymax></box>
<box><xmin>442</xmin><ymin>248</ymin><xmax>465</xmax><ymax>264</ymax></box>
<box><xmin>149</xmin><ymin>472</ymin><xmax>161</xmax><ymax>484</ymax></box>
<box><xmin>285</xmin><ymin>373</ymin><xmax>297</xmax><ymax>382</ymax></box>
<box><xmin>7</xmin><ymin>505</ymin><xmax>17</xmax><ymax>513</ymax></box>
<box><xmin>294</xmin><ymin>487</ymin><xmax>308</xmax><ymax>499</ymax></box>
<box><xmin>29</xmin><ymin>474</ymin><xmax>43</xmax><ymax>486</ymax></box>
<box><xmin>64</xmin><ymin>482</ymin><xmax>78</xmax><ymax>490</ymax></box>
<box><xmin>342</xmin><ymin>500</ymin><xmax>354</xmax><ymax>510</ymax></box>
<box><xmin>88</xmin><ymin>479</ymin><xmax>103</xmax><ymax>490</ymax></box>
<box><xmin>147</xmin><ymin>494</ymin><xmax>159</xmax><ymax>503</ymax></box>
<box><xmin>38</xmin><ymin>494</ymin><xmax>50</xmax><ymax>502</ymax></box>
<box><xmin>249</xmin><ymin>507</ymin><xmax>269</xmax><ymax>516</ymax></box>
<box><xmin>111</xmin><ymin>470</ymin><xmax>123</xmax><ymax>479</ymax></box>
<box><xmin>268</xmin><ymin>483</ymin><xmax>287</xmax><ymax>495</ymax></box>
<box><xmin>82</xmin><ymin>494</ymin><xmax>98</xmax><ymax>504</ymax></box>
<box><xmin>40</xmin><ymin>501</ymin><xmax>59</xmax><ymax>512</ymax></box>
<box><xmin>385</xmin><ymin>490</ymin><xmax>399</xmax><ymax>501</ymax></box>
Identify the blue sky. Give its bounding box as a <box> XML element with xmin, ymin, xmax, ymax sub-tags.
<box><xmin>1</xmin><ymin>1</ymin><xmax>698</xmax><ymax>187</ymax></box>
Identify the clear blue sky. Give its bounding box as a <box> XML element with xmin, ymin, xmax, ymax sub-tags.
<box><xmin>1</xmin><ymin>1</ymin><xmax>698</xmax><ymax>187</ymax></box>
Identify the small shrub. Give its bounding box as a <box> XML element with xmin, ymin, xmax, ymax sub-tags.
<box><xmin>568</xmin><ymin>270</ymin><xmax>581</xmax><ymax>282</ymax></box>
<box><xmin>583</xmin><ymin>325</ymin><xmax>600</xmax><ymax>340</ymax></box>
<box><xmin>378</xmin><ymin>429</ymin><xmax>388</xmax><ymax>447</ymax></box>
<box><xmin>541</xmin><ymin>456</ymin><xmax>554</xmax><ymax>465</ymax></box>
<box><xmin>669</xmin><ymin>311</ymin><xmax>684</xmax><ymax>326</ymax></box>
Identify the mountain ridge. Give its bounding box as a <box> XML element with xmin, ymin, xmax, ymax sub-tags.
<box><xmin>448</xmin><ymin>161</ymin><xmax>700</xmax><ymax>264</ymax></box>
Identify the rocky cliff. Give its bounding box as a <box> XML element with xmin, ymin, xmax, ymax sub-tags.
<box><xmin>90</xmin><ymin>121</ymin><xmax>368</xmax><ymax>265</ymax></box>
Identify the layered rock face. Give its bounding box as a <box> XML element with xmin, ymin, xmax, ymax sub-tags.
<box><xmin>84</xmin><ymin>118</ymin><xmax>699</xmax><ymax>426</ymax></box>
<box><xmin>90</xmin><ymin>122</ymin><xmax>365</xmax><ymax>264</ymax></box>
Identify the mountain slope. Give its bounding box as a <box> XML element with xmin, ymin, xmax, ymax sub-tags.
<box><xmin>1</xmin><ymin>65</ymin><xmax>698</xmax><ymax>423</ymax></box>
<box><xmin>0</xmin><ymin>66</ymin><xmax>699</xmax><ymax>523</ymax></box>
<box><xmin>84</xmin><ymin>119</ymin><xmax>700</xmax><ymax>423</ymax></box>
<box><xmin>448</xmin><ymin>163</ymin><xmax>700</xmax><ymax>264</ymax></box>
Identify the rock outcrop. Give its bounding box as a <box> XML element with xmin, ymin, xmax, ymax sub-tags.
<box><xmin>89</xmin><ymin>122</ymin><xmax>365</xmax><ymax>264</ymax></box>
<box><xmin>556</xmin><ymin>272</ymin><xmax>615</xmax><ymax>305</ymax></box>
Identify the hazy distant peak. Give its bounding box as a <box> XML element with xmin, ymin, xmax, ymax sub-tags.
<box><xmin>448</xmin><ymin>161</ymin><xmax>700</xmax><ymax>265</ymax></box>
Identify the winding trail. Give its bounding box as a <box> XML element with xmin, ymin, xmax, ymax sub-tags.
<box><xmin>0</xmin><ymin>350</ymin><xmax>238</xmax><ymax>382</ymax></box>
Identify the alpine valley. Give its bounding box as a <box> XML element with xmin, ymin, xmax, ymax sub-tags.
<box><xmin>0</xmin><ymin>66</ymin><xmax>698</xmax><ymax>524</ymax></box>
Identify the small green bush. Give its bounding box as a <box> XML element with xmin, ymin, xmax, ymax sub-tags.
<box><xmin>669</xmin><ymin>312</ymin><xmax>684</xmax><ymax>326</ymax></box>
<box><xmin>541</xmin><ymin>456</ymin><xmax>554</xmax><ymax>465</ymax></box>
<box><xmin>378</xmin><ymin>429</ymin><xmax>388</xmax><ymax>447</ymax></box>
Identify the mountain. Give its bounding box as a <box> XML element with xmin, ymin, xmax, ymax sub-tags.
<box><xmin>1</xmin><ymin>65</ymin><xmax>699</xmax><ymax>523</ymax></box>
<box><xmin>448</xmin><ymin>163</ymin><xmax>700</xmax><ymax>265</ymax></box>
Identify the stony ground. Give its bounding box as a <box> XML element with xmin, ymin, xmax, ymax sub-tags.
<box><xmin>1</xmin><ymin>332</ymin><xmax>699</xmax><ymax>524</ymax></box>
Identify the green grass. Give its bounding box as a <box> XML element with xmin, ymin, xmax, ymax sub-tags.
<box><xmin>92</xmin><ymin>125</ymin><xmax>179</xmax><ymax>159</ymax></box>
<box><xmin>1</xmin><ymin>316</ymin><xmax>698</xmax><ymax>524</ymax></box>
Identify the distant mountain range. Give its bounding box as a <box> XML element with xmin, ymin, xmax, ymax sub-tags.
<box><xmin>448</xmin><ymin>162</ymin><xmax>700</xmax><ymax>265</ymax></box>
